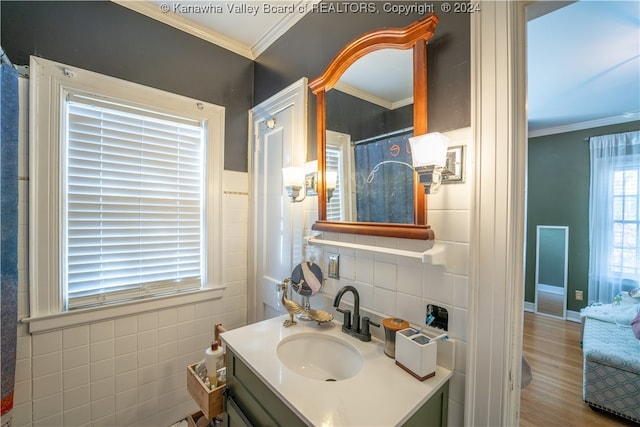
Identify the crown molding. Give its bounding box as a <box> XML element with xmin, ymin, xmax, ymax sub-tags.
<box><xmin>528</xmin><ymin>112</ymin><xmax>640</xmax><ymax>138</ymax></box>
<box><xmin>113</xmin><ymin>0</ymin><xmax>317</xmax><ymax>60</ymax></box>
<box><xmin>392</xmin><ymin>97</ymin><xmax>414</xmax><ymax>110</ymax></box>
<box><xmin>112</xmin><ymin>0</ymin><xmax>254</xmax><ymax>59</ymax></box>
<box><xmin>334</xmin><ymin>81</ymin><xmax>413</xmax><ymax>111</ymax></box>
<box><xmin>252</xmin><ymin>0</ymin><xmax>319</xmax><ymax>58</ymax></box>
<box><xmin>334</xmin><ymin>81</ymin><xmax>393</xmax><ymax>109</ymax></box>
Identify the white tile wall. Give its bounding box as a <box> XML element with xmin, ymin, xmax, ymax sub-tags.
<box><xmin>13</xmin><ymin>87</ymin><xmax>468</xmax><ymax>426</ymax></box>
<box><xmin>304</xmin><ymin>127</ymin><xmax>473</xmax><ymax>422</ymax></box>
<box><xmin>13</xmin><ymin>169</ymin><xmax>249</xmax><ymax>427</ymax></box>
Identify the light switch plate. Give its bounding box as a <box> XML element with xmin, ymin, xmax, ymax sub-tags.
<box><xmin>327</xmin><ymin>253</ymin><xmax>339</xmax><ymax>279</ymax></box>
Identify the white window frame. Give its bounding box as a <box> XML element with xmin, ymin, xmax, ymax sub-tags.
<box><xmin>611</xmin><ymin>164</ymin><xmax>640</xmax><ymax>278</ymax></box>
<box><xmin>326</xmin><ymin>130</ymin><xmax>355</xmax><ymax>222</ymax></box>
<box><xmin>26</xmin><ymin>56</ymin><xmax>225</xmax><ymax>332</ymax></box>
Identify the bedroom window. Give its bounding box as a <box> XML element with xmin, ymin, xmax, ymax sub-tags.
<box><xmin>28</xmin><ymin>57</ymin><xmax>224</xmax><ymax>329</ymax></box>
<box><xmin>611</xmin><ymin>168</ymin><xmax>640</xmax><ymax>276</ymax></box>
<box><xmin>588</xmin><ymin>130</ymin><xmax>640</xmax><ymax>304</ymax></box>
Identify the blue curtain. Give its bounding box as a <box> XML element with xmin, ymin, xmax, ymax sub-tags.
<box><xmin>354</xmin><ymin>131</ymin><xmax>414</xmax><ymax>223</ymax></box>
<box><xmin>0</xmin><ymin>63</ymin><xmax>19</xmax><ymax>423</ymax></box>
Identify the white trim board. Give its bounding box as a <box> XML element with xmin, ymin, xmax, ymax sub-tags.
<box><xmin>529</xmin><ymin>112</ymin><xmax>640</xmax><ymax>138</ymax></box>
<box><xmin>112</xmin><ymin>0</ymin><xmax>318</xmax><ymax>59</ymax></box>
<box><xmin>537</xmin><ymin>284</ymin><xmax>565</xmax><ymax>295</ymax></box>
<box><xmin>524</xmin><ymin>302</ymin><xmax>582</xmax><ymax>324</ymax></box>
<box><xmin>247</xmin><ymin>77</ymin><xmax>308</xmax><ymax>324</ymax></box>
<box><xmin>466</xmin><ymin>2</ymin><xmax>529</xmax><ymax>425</ymax></box>
<box><xmin>333</xmin><ymin>81</ymin><xmax>413</xmax><ymax>110</ymax></box>
<box><xmin>23</xmin><ymin>287</ymin><xmax>226</xmax><ymax>333</ymax></box>
<box><xmin>113</xmin><ymin>0</ymin><xmax>253</xmax><ymax>58</ymax></box>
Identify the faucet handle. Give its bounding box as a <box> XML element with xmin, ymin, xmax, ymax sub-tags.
<box><xmin>361</xmin><ymin>317</ymin><xmax>380</xmax><ymax>341</ymax></box>
<box><xmin>336</xmin><ymin>308</ymin><xmax>352</xmax><ymax>330</ymax></box>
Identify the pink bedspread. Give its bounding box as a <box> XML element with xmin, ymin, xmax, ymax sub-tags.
<box><xmin>632</xmin><ymin>312</ymin><xmax>640</xmax><ymax>340</ymax></box>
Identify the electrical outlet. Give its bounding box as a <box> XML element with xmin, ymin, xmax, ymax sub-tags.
<box><xmin>426</xmin><ymin>304</ymin><xmax>448</xmax><ymax>331</ymax></box>
<box><xmin>575</xmin><ymin>290</ymin><xmax>584</xmax><ymax>301</ymax></box>
<box><xmin>327</xmin><ymin>253</ymin><xmax>339</xmax><ymax>279</ymax></box>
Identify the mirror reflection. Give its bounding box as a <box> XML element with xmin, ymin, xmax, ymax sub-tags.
<box><xmin>324</xmin><ymin>49</ymin><xmax>415</xmax><ymax>224</ymax></box>
<box><xmin>535</xmin><ymin>226</ymin><xmax>569</xmax><ymax>319</ymax></box>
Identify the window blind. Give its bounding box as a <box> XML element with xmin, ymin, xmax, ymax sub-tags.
<box><xmin>64</xmin><ymin>93</ymin><xmax>205</xmax><ymax>309</ymax></box>
<box><xmin>326</xmin><ymin>147</ymin><xmax>343</xmax><ymax>221</ymax></box>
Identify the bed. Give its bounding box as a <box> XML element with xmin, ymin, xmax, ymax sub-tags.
<box><xmin>582</xmin><ymin>312</ymin><xmax>640</xmax><ymax>423</ymax></box>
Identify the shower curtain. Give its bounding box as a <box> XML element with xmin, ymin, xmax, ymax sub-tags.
<box><xmin>354</xmin><ymin>131</ymin><xmax>414</xmax><ymax>224</ymax></box>
<box><xmin>0</xmin><ymin>63</ymin><xmax>19</xmax><ymax>427</ymax></box>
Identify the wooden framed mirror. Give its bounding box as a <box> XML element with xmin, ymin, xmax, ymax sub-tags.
<box><xmin>309</xmin><ymin>15</ymin><xmax>439</xmax><ymax>240</ymax></box>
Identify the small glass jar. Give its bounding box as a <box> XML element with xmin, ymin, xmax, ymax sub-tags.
<box><xmin>382</xmin><ymin>318</ymin><xmax>410</xmax><ymax>358</ymax></box>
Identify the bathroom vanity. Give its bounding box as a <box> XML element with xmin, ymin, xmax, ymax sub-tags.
<box><xmin>221</xmin><ymin>315</ymin><xmax>452</xmax><ymax>426</ymax></box>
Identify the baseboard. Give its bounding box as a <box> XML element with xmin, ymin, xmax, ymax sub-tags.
<box><xmin>566</xmin><ymin>310</ymin><xmax>581</xmax><ymax>323</ymax></box>
<box><xmin>523</xmin><ymin>301</ymin><xmax>581</xmax><ymax>323</ymax></box>
<box><xmin>538</xmin><ymin>284</ymin><xmax>565</xmax><ymax>295</ymax></box>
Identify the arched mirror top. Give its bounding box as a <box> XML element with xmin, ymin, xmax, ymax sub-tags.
<box><xmin>309</xmin><ymin>15</ymin><xmax>439</xmax><ymax>94</ymax></box>
<box><xmin>310</xmin><ymin>15</ymin><xmax>439</xmax><ymax>240</ymax></box>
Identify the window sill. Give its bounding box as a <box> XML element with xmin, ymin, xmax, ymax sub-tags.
<box><xmin>22</xmin><ymin>286</ymin><xmax>226</xmax><ymax>334</ymax></box>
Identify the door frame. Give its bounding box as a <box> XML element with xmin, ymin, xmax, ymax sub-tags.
<box><xmin>248</xmin><ymin>78</ymin><xmax>308</xmax><ymax>324</ymax></box>
<box><xmin>465</xmin><ymin>2</ymin><xmax>529</xmax><ymax>425</ymax></box>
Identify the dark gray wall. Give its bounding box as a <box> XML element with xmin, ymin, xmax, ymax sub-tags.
<box><xmin>326</xmin><ymin>90</ymin><xmax>413</xmax><ymax>142</ymax></box>
<box><xmin>254</xmin><ymin>3</ymin><xmax>471</xmax><ymax>158</ymax></box>
<box><xmin>1</xmin><ymin>1</ymin><xmax>253</xmax><ymax>172</ymax></box>
<box><xmin>2</xmin><ymin>2</ymin><xmax>471</xmax><ymax>169</ymax></box>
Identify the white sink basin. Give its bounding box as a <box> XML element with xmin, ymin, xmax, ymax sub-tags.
<box><xmin>277</xmin><ymin>332</ymin><xmax>363</xmax><ymax>381</ymax></box>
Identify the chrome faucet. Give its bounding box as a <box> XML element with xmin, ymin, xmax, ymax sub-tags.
<box><xmin>333</xmin><ymin>286</ymin><xmax>379</xmax><ymax>342</ymax></box>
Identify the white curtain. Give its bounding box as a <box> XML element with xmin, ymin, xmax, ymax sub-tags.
<box><xmin>588</xmin><ymin>130</ymin><xmax>640</xmax><ymax>304</ymax></box>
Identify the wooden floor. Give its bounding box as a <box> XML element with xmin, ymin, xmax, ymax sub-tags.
<box><xmin>520</xmin><ymin>312</ymin><xmax>637</xmax><ymax>426</ymax></box>
<box><xmin>535</xmin><ymin>289</ymin><xmax>564</xmax><ymax>318</ymax></box>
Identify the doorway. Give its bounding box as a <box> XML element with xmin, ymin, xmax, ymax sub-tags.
<box><xmin>519</xmin><ymin>0</ymin><xmax>640</xmax><ymax>424</ymax></box>
<box><xmin>248</xmin><ymin>78</ymin><xmax>308</xmax><ymax>324</ymax></box>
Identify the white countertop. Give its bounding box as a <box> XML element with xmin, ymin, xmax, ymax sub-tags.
<box><xmin>221</xmin><ymin>315</ymin><xmax>453</xmax><ymax>427</ymax></box>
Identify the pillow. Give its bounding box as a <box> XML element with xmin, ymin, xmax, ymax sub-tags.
<box><xmin>631</xmin><ymin>311</ymin><xmax>640</xmax><ymax>340</ymax></box>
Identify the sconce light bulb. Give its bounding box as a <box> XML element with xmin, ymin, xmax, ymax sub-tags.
<box><xmin>409</xmin><ymin>132</ymin><xmax>449</xmax><ymax>168</ymax></box>
<box><xmin>326</xmin><ymin>170</ymin><xmax>338</xmax><ymax>190</ymax></box>
<box><xmin>409</xmin><ymin>132</ymin><xmax>449</xmax><ymax>195</ymax></box>
<box><xmin>282</xmin><ymin>166</ymin><xmax>305</xmax><ymax>187</ymax></box>
<box><xmin>282</xmin><ymin>166</ymin><xmax>306</xmax><ymax>202</ymax></box>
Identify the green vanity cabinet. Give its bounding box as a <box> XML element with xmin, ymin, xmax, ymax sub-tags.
<box><xmin>225</xmin><ymin>348</ymin><xmax>449</xmax><ymax>427</ymax></box>
<box><xmin>225</xmin><ymin>348</ymin><xmax>306</xmax><ymax>427</ymax></box>
<box><xmin>403</xmin><ymin>380</ymin><xmax>449</xmax><ymax>427</ymax></box>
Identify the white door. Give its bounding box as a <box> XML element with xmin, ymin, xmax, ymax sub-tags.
<box><xmin>249</xmin><ymin>79</ymin><xmax>307</xmax><ymax>323</ymax></box>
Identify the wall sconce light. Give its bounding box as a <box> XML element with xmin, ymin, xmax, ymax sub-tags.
<box><xmin>409</xmin><ymin>132</ymin><xmax>450</xmax><ymax>194</ymax></box>
<box><xmin>305</xmin><ymin>161</ymin><xmax>318</xmax><ymax>196</ymax></box>
<box><xmin>282</xmin><ymin>166</ymin><xmax>306</xmax><ymax>202</ymax></box>
<box><xmin>325</xmin><ymin>170</ymin><xmax>338</xmax><ymax>201</ymax></box>
<box><xmin>442</xmin><ymin>145</ymin><xmax>465</xmax><ymax>184</ymax></box>
<box><xmin>285</xmin><ymin>161</ymin><xmax>339</xmax><ymax>203</ymax></box>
